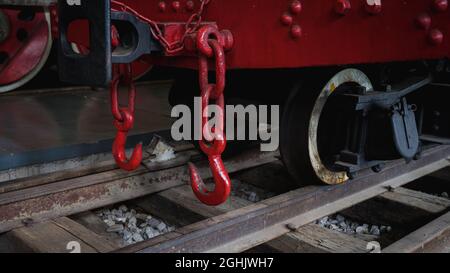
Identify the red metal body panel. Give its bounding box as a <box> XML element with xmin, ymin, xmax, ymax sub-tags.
<box><xmin>119</xmin><ymin>0</ymin><xmax>450</xmax><ymax>69</ymax></box>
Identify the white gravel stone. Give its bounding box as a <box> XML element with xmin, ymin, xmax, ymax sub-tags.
<box><xmin>336</xmin><ymin>215</ymin><xmax>345</xmax><ymax>222</ymax></box>
<box><xmin>167</xmin><ymin>226</ymin><xmax>175</xmax><ymax>232</ymax></box>
<box><xmin>339</xmin><ymin>221</ymin><xmax>348</xmax><ymax>229</ymax></box>
<box><xmin>132</xmin><ymin>233</ymin><xmax>144</xmax><ymax>242</ymax></box>
<box><xmin>104</xmin><ymin>219</ymin><xmax>115</xmax><ymax>227</ymax></box>
<box><xmin>248</xmin><ymin>192</ymin><xmax>259</xmax><ymax>203</ymax></box>
<box><xmin>128</xmin><ymin>217</ymin><xmax>137</xmax><ymax>226</ymax></box>
<box><xmin>370</xmin><ymin>225</ymin><xmax>380</xmax><ymax>236</ymax></box>
<box><xmin>119</xmin><ymin>205</ymin><xmax>128</xmax><ymax>212</ymax></box>
<box><xmin>156</xmin><ymin>222</ymin><xmax>167</xmax><ymax>232</ymax></box>
<box><xmin>136</xmin><ymin>213</ymin><xmax>147</xmax><ymax>221</ymax></box>
<box><xmin>107</xmin><ymin>224</ymin><xmax>124</xmax><ymax>233</ymax></box>
<box><xmin>97</xmin><ymin>205</ymin><xmax>175</xmax><ymax>246</ymax></box>
<box><xmin>441</xmin><ymin>192</ymin><xmax>449</xmax><ymax>198</ymax></box>
<box><xmin>330</xmin><ymin>220</ymin><xmax>339</xmax><ymax>225</ymax></box>
<box><xmin>355</xmin><ymin>226</ymin><xmax>366</xmax><ymax>234</ymax></box>
<box><xmin>317</xmin><ymin>217</ymin><xmax>328</xmax><ymax>227</ymax></box>
<box><xmin>115</xmin><ymin>216</ymin><xmax>127</xmax><ymax>223</ymax></box>
<box><xmin>147</xmin><ymin>218</ymin><xmax>160</xmax><ymax>227</ymax></box>
<box><xmin>122</xmin><ymin>230</ymin><xmax>132</xmax><ymax>240</ymax></box>
<box><xmin>329</xmin><ymin>224</ymin><xmax>340</xmax><ymax>231</ymax></box>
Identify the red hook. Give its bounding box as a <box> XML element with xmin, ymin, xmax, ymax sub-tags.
<box><xmin>112</xmin><ymin>108</ymin><xmax>143</xmax><ymax>171</ymax></box>
<box><xmin>188</xmin><ymin>156</ymin><xmax>231</xmax><ymax>206</ymax></box>
<box><xmin>110</xmin><ymin>64</ymin><xmax>143</xmax><ymax>171</ymax></box>
<box><xmin>189</xmin><ymin>105</ymin><xmax>231</xmax><ymax>206</ymax></box>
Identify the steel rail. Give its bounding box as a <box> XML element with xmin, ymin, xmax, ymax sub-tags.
<box><xmin>117</xmin><ymin>145</ymin><xmax>450</xmax><ymax>253</ymax></box>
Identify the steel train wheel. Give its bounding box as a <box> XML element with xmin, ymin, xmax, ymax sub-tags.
<box><xmin>280</xmin><ymin>69</ymin><xmax>373</xmax><ymax>185</ymax></box>
<box><xmin>0</xmin><ymin>7</ymin><xmax>52</xmax><ymax>93</ymax></box>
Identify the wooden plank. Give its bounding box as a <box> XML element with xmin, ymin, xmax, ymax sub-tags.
<box><xmin>70</xmin><ymin>211</ymin><xmax>123</xmax><ymax>248</ymax></box>
<box><xmin>341</xmin><ymin>187</ymin><xmax>450</xmax><ymax>227</ymax></box>
<box><xmin>2</xmin><ymin>216</ymin><xmax>118</xmax><ymax>253</ymax></box>
<box><xmin>140</xmin><ymin>185</ymin><xmax>368</xmax><ymax>253</ymax></box>
<box><xmin>52</xmin><ymin>217</ymin><xmax>118</xmax><ymax>253</ymax></box>
<box><xmin>383</xmin><ymin>211</ymin><xmax>450</xmax><ymax>253</ymax></box>
<box><xmin>267</xmin><ymin>225</ymin><xmax>369</xmax><ymax>253</ymax></box>
<box><xmin>4</xmin><ymin>220</ymin><xmax>97</xmax><ymax>253</ymax></box>
<box><xmin>381</xmin><ymin>187</ymin><xmax>450</xmax><ymax>214</ymax></box>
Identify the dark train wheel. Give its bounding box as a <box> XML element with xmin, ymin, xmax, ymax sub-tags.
<box><xmin>280</xmin><ymin>69</ymin><xmax>374</xmax><ymax>185</ymax></box>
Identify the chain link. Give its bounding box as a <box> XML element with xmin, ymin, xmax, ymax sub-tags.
<box><xmin>110</xmin><ymin>63</ymin><xmax>142</xmax><ymax>171</ymax></box>
<box><xmin>198</xmin><ymin>39</ymin><xmax>226</xmax><ymax>155</ymax></box>
<box><xmin>111</xmin><ymin>0</ymin><xmax>211</xmax><ymax>54</ymax></box>
<box><xmin>110</xmin><ymin>63</ymin><xmax>136</xmax><ymax>123</ymax></box>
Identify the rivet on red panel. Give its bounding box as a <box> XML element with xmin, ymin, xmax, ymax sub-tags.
<box><xmin>172</xmin><ymin>1</ymin><xmax>181</xmax><ymax>12</ymax></box>
<box><xmin>290</xmin><ymin>1</ymin><xmax>302</xmax><ymax>14</ymax></box>
<box><xmin>281</xmin><ymin>13</ymin><xmax>294</xmax><ymax>26</ymax></box>
<box><xmin>158</xmin><ymin>1</ymin><xmax>167</xmax><ymax>12</ymax></box>
<box><xmin>365</xmin><ymin>0</ymin><xmax>382</xmax><ymax>15</ymax></box>
<box><xmin>429</xmin><ymin>29</ymin><xmax>444</xmax><ymax>45</ymax></box>
<box><xmin>415</xmin><ymin>13</ymin><xmax>432</xmax><ymax>30</ymax></box>
<box><xmin>186</xmin><ymin>0</ymin><xmax>195</xmax><ymax>11</ymax></box>
<box><xmin>335</xmin><ymin>0</ymin><xmax>351</xmax><ymax>15</ymax></box>
<box><xmin>433</xmin><ymin>0</ymin><xmax>448</xmax><ymax>12</ymax></box>
<box><xmin>220</xmin><ymin>30</ymin><xmax>234</xmax><ymax>51</ymax></box>
<box><xmin>290</xmin><ymin>25</ymin><xmax>302</xmax><ymax>39</ymax></box>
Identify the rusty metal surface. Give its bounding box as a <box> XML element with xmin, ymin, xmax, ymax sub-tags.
<box><xmin>117</xmin><ymin>145</ymin><xmax>450</xmax><ymax>253</ymax></box>
<box><xmin>0</xmin><ymin>149</ymin><xmax>279</xmax><ymax>233</ymax></box>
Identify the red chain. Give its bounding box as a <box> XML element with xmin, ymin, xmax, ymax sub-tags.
<box><xmin>110</xmin><ymin>63</ymin><xmax>143</xmax><ymax>171</ymax></box>
<box><xmin>188</xmin><ymin>25</ymin><xmax>231</xmax><ymax>206</ymax></box>
<box><xmin>198</xmin><ymin>39</ymin><xmax>226</xmax><ymax>153</ymax></box>
<box><xmin>110</xmin><ymin>64</ymin><xmax>135</xmax><ymax>121</ymax></box>
<box><xmin>111</xmin><ymin>0</ymin><xmax>211</xmax><ymax>54</ymax></box>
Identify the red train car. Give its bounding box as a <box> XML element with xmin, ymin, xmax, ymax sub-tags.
<box><xmin>0</xmin><ymin>0</ymin><xmax>449</xmax><ymax>206</ymax></box>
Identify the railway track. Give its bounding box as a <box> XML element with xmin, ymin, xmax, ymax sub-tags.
<box><xmin>0</xmin><ymin>137</ymin><xmax>449</xmax><ymax>253</ymax></box>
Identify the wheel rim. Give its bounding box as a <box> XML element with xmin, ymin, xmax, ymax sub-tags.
<box><xmin>308</xmin><ymin>69</ymin><xmax>373</xmax><ymax>184</ymax></box>
<box><xmin>0</xmin><ymin>7</ymin><xmax>52</xmax><ymax>93</ymax></box>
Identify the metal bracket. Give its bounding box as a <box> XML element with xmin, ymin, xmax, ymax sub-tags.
<box><xmin>57</xmin><ymin>0</ymin><xmax>112</xmax><ymax>86</ymax></box>
<box><xmin>110</xmin><ymin>11</ymin><xmax>161</xmax><ymax>64</ymax></box>
<box><xmin>57</xmin><ymin>0</ymin><xmax>161</xmax><ymax>87</ymax></box>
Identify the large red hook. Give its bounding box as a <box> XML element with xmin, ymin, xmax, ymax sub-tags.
<box><xmin>188</xmin><ymin>156</ymin><xmax>231</xmax><ymax>206</ymax></box>
<box><xmin>110</xmin><ymin>64</ymin><xmax>143</xmax><ymax>171</ymax></box>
